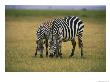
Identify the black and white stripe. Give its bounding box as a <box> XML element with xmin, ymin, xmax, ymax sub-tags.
<box><xmin>49</xmin><ymin>16</ymin><xmax>84</xmax><ymax>58</ymax></box>
<box><xmin>35</xmin><ymin>20</ymin><xmax>53</xmax><ymax>57</ymax></box>
<box><xmin>63</xmin><ymin>16</ymin><xmax>84</xmax><ymax>40</ymax></box>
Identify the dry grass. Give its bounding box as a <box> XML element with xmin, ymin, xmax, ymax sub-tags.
<box><xmin>5</xmin><ymin>15</ymin><xmax>106</xmax><ymax>72</ymax></box>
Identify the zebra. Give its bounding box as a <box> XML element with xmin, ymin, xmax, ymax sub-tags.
<box><xmin>48</xmin><ymin>16</ymin><xmax>84</xmax><ymax>58</ymax></box>
<box><xmin>35</xmin><ymin>20</ymin><xmax>54</xmax><ymax>58</ymax></box>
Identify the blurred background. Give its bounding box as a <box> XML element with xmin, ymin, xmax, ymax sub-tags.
<box><xmin>5</xmin><ymin>5</ymin><xmax>105</xmax><ymax>17</ymax></box>
<box><xmin>6</xmin><ymin>5</ymin><xmax>105</xmax><ymax>10</ymax></box>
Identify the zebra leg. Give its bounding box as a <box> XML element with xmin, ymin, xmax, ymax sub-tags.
<box><xmin>35</xmin><ymin>49</ymin><xmax>37</xmax><ymax>56</ymax></box>
<box><xmin>59</xmin><ymin>49</ymin><xmax>62</xmax><ymax>58</ymax></box>
<box><xmin>78</xmin><ymin>34</ymin><xmax>84</xmax><ymax>58</ymax></box>
<box><xmin>35</xmin><ymin>41</ymin><xmax>37</xmax><ymax>56</ymax></box>
<box><xmin>49</xmin><ymin>53</ymin><xmax>54</xmax><ymax>58</ymax></box>
<box><xmin>40</xmin><ymin>49</ymin><xmax>43</xmax><ymax>58</ymax></box>
<box><xmin>55</xmin><ymin>48</ymin><xmax>59</xmax><ymax>58</ymax></box>
<box><xmin>80</xmin><ymin>44</ymin><xmax>84</xmax><ymax>58</ymax></box>
<box><xmin>45</xmin><ymin>39</ymin><xmax>48</xmax><ymax>57</ymax></box>
<box><xmin>69</xmin><ymin>39</ymin><xmax>76</xmax><ymax>57</ymax></box>
<box><xmin>55</xmin><ymin>41</ymin><xmax>62</xmax><ymax>58</ymax></box>
<box><xmin>58</xmin><ymin>43</ymin><xmax>62</xmax><ymax>58</ymax></box>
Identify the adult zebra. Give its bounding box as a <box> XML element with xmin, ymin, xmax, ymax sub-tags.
<box><xmin>35</xmin><ymin>20</ymin><xmax>53</xmax><ymax>58</ymax></box>
<box><xmin>49</xmin><ymin>16</ymin><xmax>84</xmax><ymax>58</ymax></box>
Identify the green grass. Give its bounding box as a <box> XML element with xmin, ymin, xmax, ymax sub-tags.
<box><xmin>5</xmin><ymin>10</ymin><xmax>106</xmax><ymax>72</ymax></box>
<box><xmin>5</xmin><ymin>9</ymin><xmax>105</xmax><ymax>18</ymax></box>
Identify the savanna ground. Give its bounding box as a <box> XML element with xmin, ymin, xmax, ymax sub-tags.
<box><xmin>5</xmin><ymin>9</ymin><xmax>106</xmax><ymax>72</ymax></box>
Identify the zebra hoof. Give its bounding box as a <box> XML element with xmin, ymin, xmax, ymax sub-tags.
<box><xmin>40</xmin><ymin>55</ymin><xmax>43</xmax><ymax>58</ymax></box>
<box><xmin>58</xmin><ymin>53</ymin><xmax>62</xmax><ymax>58</ymax></box>
<box><xmin>49</xmin><ymin>54</ymin><xmax>53</xmax><ymax>58</ymax></box>
<box><xmin>69</xmin><ymin>53</ymin><xmax>74</xmax><ymax>58</ymax></box>
<box><xmin>69</xmin><ymin>55</ymin><xmax>72</xmax><ymax>57</ymax></box>
<box><xmin>59</xmin><ymin>55</ymin><xmax>62</xmax><ymax>58</ymax></box>
<box><xmin>59</xmin><ymin>53</ymin><xmax>62</xmax><ymax>56</ymax></box>
<box><xmin>35</xmin><ymin>53</ymin><xmax>37</xmax><ymax>56</ymax></box>
<box><xmin>56</xmin><ymin>55</ymin><xmax>59</xmax><ymax>58</ymax></box>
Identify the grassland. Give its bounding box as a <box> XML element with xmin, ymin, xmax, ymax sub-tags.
<box><xmin>5</xmin><ymin>9</ymin><xmax>106</xmax><ymax>72</ymax></box>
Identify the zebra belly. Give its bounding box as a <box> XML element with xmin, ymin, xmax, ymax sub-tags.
<box><xmin>62</xmin><ymin>37</ymin><xmax>75</xmax><ymax>42</ymax></box>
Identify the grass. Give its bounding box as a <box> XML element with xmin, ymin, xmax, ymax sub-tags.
<box><xmin>5</xmin><ymin>9</ymin><xmax>105</xmax><ymax>18</ymax></box>
<box><xmin>5</xmin><ymin>9</ymin><xmax>106</xmax><ymax>72</ymax></box>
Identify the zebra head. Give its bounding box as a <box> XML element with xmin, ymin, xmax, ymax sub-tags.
<box><xmin>48</xmin><ymin>37</ymin><xmax>59</xmax><ymax>57</ymax></box>
<box><xmin>48</xmin><ymin>18</ymin><xmax>65</xmax><ymax>57</ymax></box>
<box><xmin>36</xmin><ymin>26</ymin><xmax>47</xmax><ymax>55</ymax></box>
<box><xmin>48</xmin><ymin>27</ymin><xmax>61</xmax><ymax>57</ymax></box>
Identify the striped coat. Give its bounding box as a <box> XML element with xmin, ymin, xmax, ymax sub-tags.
<box><xmin>49</xmin><ymin>16</ymin><xmax>84</xmax><ymax>58</ymax></box>
<box><xmin>35</xmin><ymin>20</ymin><xmax>53</xmax><ymax>57</ymax></box>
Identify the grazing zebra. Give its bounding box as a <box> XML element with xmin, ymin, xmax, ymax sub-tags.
<box><xmin>49</xmin><ymin>16</ymin><xmax>84</xmax><ymax>58</ymax></box>
<box><xmin>35</xmin><ymin>20</ymin><xmax>53</xmax><ymax>58</ymax></box>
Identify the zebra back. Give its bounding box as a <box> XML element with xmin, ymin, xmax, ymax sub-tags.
<box><xmin>63</xmin><ymin>16</ymin><xmax>84</xmax><ymax>36</ymax></box>
<box><xmin>51</xmin><ymin>16</ymin><xmax>84</xmax><ymax>41</ymax></box>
